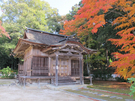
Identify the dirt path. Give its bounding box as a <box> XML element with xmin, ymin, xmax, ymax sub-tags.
<box><xmin>0</xmin><ymin>79</ymin><xmax>92</xmax><ymax>101</ymax></box>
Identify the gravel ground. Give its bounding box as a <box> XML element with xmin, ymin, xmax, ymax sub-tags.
<box><xmin>0</xmin><ymin>79</ymin><xmax>92</xmax><ymax>101</ymax></box>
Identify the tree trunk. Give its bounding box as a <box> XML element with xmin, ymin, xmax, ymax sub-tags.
<box><xmin>86</xmin><ymin>55</ymin><xmax>93</xmax><ymax>85</ymax></box>
<box><xmin>106</xmin><ymin>48</ymin><xmax>109</xmax><ymax>67</ymax></box>
<box><xmin>86</xmin><ymin>55</ymin><xmax>90</xmax><ymax>75</ymax></box>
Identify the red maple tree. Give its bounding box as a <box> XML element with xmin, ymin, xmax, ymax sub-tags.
<box><xmin>0</xmin><ymin>21</ymin><xmax>10</xmax><ymax>39</ymax></box>
<box><xmin>60</xmin><ymin>0</ymin><xmax>135</xmax><ymax>79</ymax></box>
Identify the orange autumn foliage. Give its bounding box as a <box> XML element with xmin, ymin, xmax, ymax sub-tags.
<box><xmin>108</xmin><ymin>0</ymin><xmax>135</xmax><ymax>79</ymax></box>
<box><xmin>60</xmin><ymin>0</ymin><xmax>135</xmax><ymax>79</ymax></box>
<box><xmin>60</xmin><ymin>0</ymin><xmax>116</xmax><ymax>36</ymax></box>
<box><xmin>0</xmin><ymin>21</ymin><xmax>10</xmax><ymax>39</ymax></box>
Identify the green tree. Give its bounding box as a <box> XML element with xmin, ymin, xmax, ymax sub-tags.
<box><xmin>1</xmin><ymin>0</ymin><xmax>58</xmax><ymax>37</ymax></box>
<box><xmin>47</xmin><ymin>15</ymin><xmax>66</xmax><ymax>34</ymax></box>
<box><xmin>66</xmin><ymin>3</ymin><xmax>80</xmax><ymax>21</ymax></box>
<box><xmin>83</xmin><ymin>8</ymin><xmax>122</xmax><ymax>80</ymax></box>
<box><xmin>0</xmin><ymin>0</ymin><xmax>59</xmax><ymax>69</ymax></box>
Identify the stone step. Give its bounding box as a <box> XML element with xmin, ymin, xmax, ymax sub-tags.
<box><xmin>58</xmin><ymin>82</ymin><xmax>80</xmax><ymax>85</ymax></box>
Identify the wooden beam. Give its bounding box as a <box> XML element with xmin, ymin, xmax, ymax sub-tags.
<box><xmin>14</xmin><ymin>42</ymin><xmax>24</xmax><ymax>53</ymax></box>
<box><xmin>58</xmin><ymin>53</ymin><xmax>80</xmax><ymax>57</ymax></box>
<box><xmin>42</xmin><ymin>47</ymin><xmax>52</xmax><ymax>53</ymax></box>
<box><xmin>24</xmin><ymin>45</ymin><xmax>32</xmax><ymax>54</ymax></box>
<box><xmin>60</xmin><ymin>48</ymin><xmax>81</xmax><ymax>53</ymax></box>
<box><xmin>50</xmin><ymin>53</ymin><xmax>56</xmax><ymax>57</ymax></box>
<box><xmin>52</xmin><ymin>43</ymin><xmax>88</xmax><ymax>54</ymax></box>
<box><xmin>52</xmin><ymin>44</ymin><xmax>68</xmax><ymax>50</ymax></box>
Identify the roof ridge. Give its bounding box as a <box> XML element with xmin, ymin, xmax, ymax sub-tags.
<box><xmin>26</xmin><ymin>28</ymin><xmax>66</xmax><ymax>37</ymax></box>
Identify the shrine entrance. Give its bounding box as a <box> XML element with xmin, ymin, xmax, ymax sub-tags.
<box><xmin>51</xmin><ymin>58</ymin><xmax>69</xmax><ymax>76</ymax></box>
<box><xmin>42</xmin><ymin>42</ymin><xmax>89</xmax><ymax>86</ymax></box>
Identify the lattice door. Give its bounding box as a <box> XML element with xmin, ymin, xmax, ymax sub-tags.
<box><xmin>59</xmin><ymin>59</ymin><xmax>68</xmax><ymax>76</ymax></box>
<box><xmin>71</xmin><ymin>60</ymin><xmax>79</xmax><ymax>76</ymax></box>
<box><xmin>31</xmin><ymin>56</ymin><xmax>48</xmax><ymax>76</ymax></box>
<box><xmin>51</xmin><ymin>58</ymin><xmax>68</xmax><ymax>76</ymax></box>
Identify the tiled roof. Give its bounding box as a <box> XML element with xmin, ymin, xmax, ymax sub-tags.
<box><xmin>25</xmin><ymin>28</ymin><xmax>66</xmax><ymax>45</ymax></box>
<box><xmin>13</xmin><ymin>28</ymin><xmax>97</xmax><ymax>55</ymax></box>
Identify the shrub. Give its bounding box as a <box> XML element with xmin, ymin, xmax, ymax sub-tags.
<box><xmin>1</xmin><ymin>66</ymin><xmax>11</xmax><ymax>78</ymax></box>
<box><xmin>1</xmin><ymin>66</ymin><xmax>15</xmax><ymax>79</ymax></box>
<box><xmin>92</xmin><ymin>67</ymin><xmax>112</xmax><ymax>80</ymax></box>
<box><xmin>127</xmin><ymin>78</ymin><xmax>135</xmax><ymax>98</ymax></box>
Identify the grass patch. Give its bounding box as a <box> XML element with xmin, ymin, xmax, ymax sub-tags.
<box><xmin>66</xmin><ymin>88</ymin><xmax>134</xmax><ymax>101</ymax></box>
<box><xmin>87</xmin><ymin>85</ymin><xmax>130</xmax><ymax>94</ymax></box>
<box><xmin>85</xmin><ymin>80</ymin><xmax>131</xmax><ymax>94</ymax></box>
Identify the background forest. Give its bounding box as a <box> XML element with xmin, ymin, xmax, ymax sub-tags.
<box><xmin>0</xmin><ymin>0</ymin><xmax>135</xmax><ymax>80</ymax></box>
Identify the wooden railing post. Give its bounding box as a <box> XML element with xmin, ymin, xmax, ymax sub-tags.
<box><xmin>55</xmin><ymin>54</ymin><xmax>58</xmax><ymax>86</ymax></box>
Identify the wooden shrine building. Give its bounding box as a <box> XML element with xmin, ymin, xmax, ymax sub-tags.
<box><xmin>13</xmin><ymin>28</ymin><xmax>96</xmax><ymax>86</ymax></box>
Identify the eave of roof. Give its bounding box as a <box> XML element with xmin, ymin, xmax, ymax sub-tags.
<box><xmin>13</xmin><ymin>38</ymin><xmax>22</xmax><ymax>53</ymax></box>
<box><xmin>43</xmin><ymin>40</ymin><xmax>97</xmax><ymax>54</ymax></box>
<box><xmin>65</xmin><ymin>41</ymin><xmax>96</xmax><ymax>54</ymax></box>
<box><xmin>13</xmin><ymin>38</ymin><xmax>48</xmax><ymax>54</ymax></box>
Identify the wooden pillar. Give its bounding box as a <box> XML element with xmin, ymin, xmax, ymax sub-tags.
<box><xmin>82</xmin><ymin>57</ymin><xmax>84</xmax><ymax>84</ymax></box>
<box><xmin>31</xmin><ymin>57</ymin><xmax>33</xmax><ymax>76</ymax></box>
<box><xmin>48</xmin><ymin>57</ymin><xmax>51</xmax><ymax>76</ymax></box>
<box><xmin>79</xmin><ymin>56</ymin><xmax>83</xmax><ymax>84</ymax></box>
<box><xmin>68</xmin><ymin>57</ymin><xmax>71</xmax><ymax>76</ymax></box>
<box><xmin>55</xmin><ymin>54</ymin><xmax>58</xmax><ymax>86</ymax></box>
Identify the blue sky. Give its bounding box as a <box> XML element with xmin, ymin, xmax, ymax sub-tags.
<box><xmin>44</xmin><ymin>0</ymin><xmax>81</xmax><ymax>15</ymax></box>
